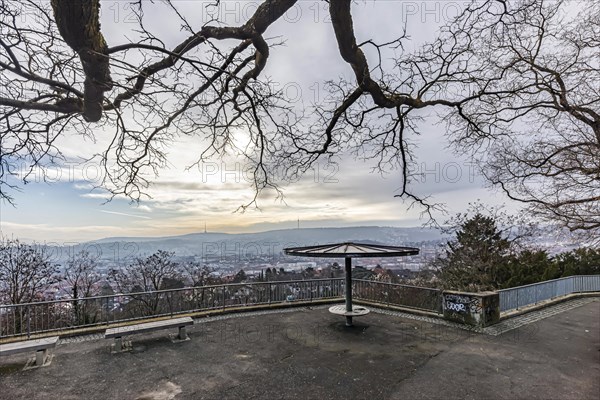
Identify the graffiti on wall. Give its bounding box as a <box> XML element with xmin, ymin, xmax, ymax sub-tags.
<box><xmin>444</xmin><ymin>293</ymin><xmax>481</xmax><ymax>314</ymax></box>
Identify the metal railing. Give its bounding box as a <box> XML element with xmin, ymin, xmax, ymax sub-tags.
<box><xmin>0</xmin><ymin>278</ymin><xmax>346</xmax><ymax>339</ymax></box>
<box><xmin>353</xmin><ymin>279</ymin><xmax>443</xmax><ymax>314</ymax></box>
<box><xmin>498</xmin><ymin>275</ymin><xmax>600</xmax><ymax>312</ymax></box>
<box><xmin>9</xmin><ymin>273</ymin><xmax>594</xmax><ymax>338</ymax></box>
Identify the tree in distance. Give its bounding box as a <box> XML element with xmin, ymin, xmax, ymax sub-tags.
<box><xmin>0</xmin><ymin>237</ymin><xmax>58</xmax><ymax>304</ymax></box>
<box><xmin>433</xmin><ymin>205</ymin><xmax>600</xmax><ymax>290</ymax></box>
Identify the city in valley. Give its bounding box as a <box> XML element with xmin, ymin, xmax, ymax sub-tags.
<box><xmin>32</xmin><ymin>225</ymin><xmax>581</xmax><ymax>302</ymax></box>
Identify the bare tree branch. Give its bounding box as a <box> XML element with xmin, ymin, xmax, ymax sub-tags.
<box><xmin>0</xmin><ymin>0</ymin><xmax>597</xmax><ymax>238</ymax></box>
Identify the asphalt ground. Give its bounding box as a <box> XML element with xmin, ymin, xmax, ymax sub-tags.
<box><xmin>1</xmin><ymin>299</ymin><xmax>598</xmax><ymax>400</ymax></box>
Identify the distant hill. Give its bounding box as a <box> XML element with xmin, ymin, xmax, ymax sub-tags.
<box><xmin>50</xmin><ymin>226</ymin><xmax>448</xmax><ymax>262</ymax></box>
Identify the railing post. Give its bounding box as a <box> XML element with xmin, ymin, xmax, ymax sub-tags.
<box><xmin>26</xmin><ymin>305</ymin><xmax>31</xmax><ymax>339</ymax></box>
<box><xmin>268</xmin><ymin>282</ymin><xmax>272</xmax><ymax>304</ymax></box>
<box><xmin>309</xmin><ymin>280</ymin><xmax>313</xmax><ymax>302</ymax></box>
<box><xmin>344</xmin><ymin>257</ymin><xmax>353</xmax><ymax>326</ymax></box>
<box><xmin>222</xmin><ymin>286</ymin><xmax>226</xmax><ymax>310</ymax></box>
<box><xmin>386</xmin><ymin>284</ymin><xmax>390</xmax><ymax>307</ymax></box>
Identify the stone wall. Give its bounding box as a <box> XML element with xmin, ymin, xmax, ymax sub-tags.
<box><xmin>442</xmin><ymin>291</ymin><xmax>500</xmax><ymax>327</ymax></box>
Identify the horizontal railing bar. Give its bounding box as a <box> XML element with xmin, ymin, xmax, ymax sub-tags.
<box><xmin>498</xmin><ymin>275</ymin><xmax>600</xmax><ymax>313</ymax></box>
<box><xmin>497</xmin><ymin>275</ymin><xmax>600</xmax><ymax>292</ymax></box>
<box><xmin>0</xmin><ymin>278</ymin><xmax>347</xmax><ymax>309</ymax></box>
<box><xmin>353</xmin><ymin>279</ymin><xmax>442</xmax><ymax>292</ymax></box>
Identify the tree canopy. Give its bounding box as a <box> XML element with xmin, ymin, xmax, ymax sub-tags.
<box><xmin>436</xmin><ymin>213</ymin><xmax>512</xmax><ymax>291</ymax></box>
<box><xmin>0</xmin><ymin>237</ymin><xmax>58</xmax><ymax>304</ymax></box>
<box><xmin>1</xmin><ymin>0</ymin><xmax>598</xmax><ymax>236</ymax></box>
<box><xmin>433</xmin><ymin>207</ymin><xmax>600</xmax><ymax>291</ymax></box>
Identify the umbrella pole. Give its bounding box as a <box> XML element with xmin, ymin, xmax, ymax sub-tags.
<box><xmin>345</xmin><ymin>257</ymin><xmax>353</xmax><ymax>326</ymax></box>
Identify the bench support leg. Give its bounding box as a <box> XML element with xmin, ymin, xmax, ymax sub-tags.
<box><xmin>114</xmin><ymin>337</ymin><xmax>122</xmax><ymax>352</ymax></box>
<box><xmin>178</xmin><ymin>326</ymin><xmax>188</xmax><ymax>340</ymax></box>
<box><xmin>36</xmin><ymin>349</ymin><xmax>47</xmax><ymax>366</ymax></box>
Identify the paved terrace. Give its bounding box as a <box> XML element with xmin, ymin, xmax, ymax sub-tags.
<box><xmin>1</xmin><ymin>299</ymin><xmax>599</xmax><ymax>400</ymax></box>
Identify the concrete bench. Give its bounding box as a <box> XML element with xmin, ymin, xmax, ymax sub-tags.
<box><xmin>105</xmin><ymin>317</ymin><xmax>193</xmax><ymax>351</ymax></box>
<box><xmin>0</xmin><ymin>336</ymin><xmax>59</xmax><ymax>366</ymax></box>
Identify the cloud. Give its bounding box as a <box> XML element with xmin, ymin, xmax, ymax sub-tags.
<box><xmin>73</xmin><ymin>183</ymin><xmax>95</xmax><ymax>190</ymax></box>
<box><xmin>137</xmin><ymin>205</ymin><xmax>152</xmax><ymax>212</ymax></box>
<box><xmin>0</xmin><ymin>221</ymin><xmax>150</xmax><ymax>243</ymax></box>
<box><xmin>98</xmin><ymin>210</ymin><xmax>152</xmax><ymax>220</ymax></box>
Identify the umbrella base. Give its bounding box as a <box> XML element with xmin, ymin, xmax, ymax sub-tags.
<box><xmin>328</xmin><ymin>304</ymin><xmax>370</xmax><ymax>317</ymax></box>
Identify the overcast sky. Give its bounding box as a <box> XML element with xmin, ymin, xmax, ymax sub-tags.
<box><xmin>0</xmin><ymin>1</ymin><xmax>525</xmax><ymax>243</ymax></box>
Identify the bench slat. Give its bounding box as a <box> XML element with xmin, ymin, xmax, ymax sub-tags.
<box><xmin>105</xmin><ymin>317</ymin><xmax>193</xmax><ymax>338</ymax></box>
<box><xmin>0</xmin><ymin>336</ymin><xmax>59</xmax><ymax>356</ymax></box>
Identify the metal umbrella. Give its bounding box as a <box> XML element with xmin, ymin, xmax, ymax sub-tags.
<box><xmin>284</xmin><ymin>242</ymin><xmax>420</xmax><ymax>326</ymax></box>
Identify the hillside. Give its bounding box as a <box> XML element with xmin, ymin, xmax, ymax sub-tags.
<box><xmin>52</xmin><ymin>226</ymin><xmax>447</xmax><ymax>262</ymax></box>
